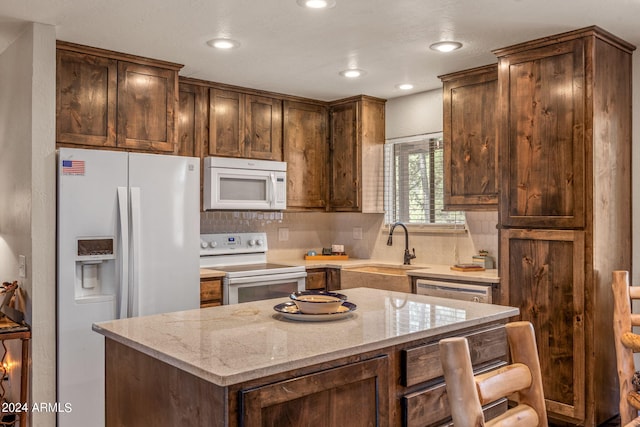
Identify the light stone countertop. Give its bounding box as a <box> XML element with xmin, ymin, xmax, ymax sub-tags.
<box><xmin>93</xmin><ymin>288</ymin><xmax>517</xmax><ymax>387</ymax></box>
<box><xmin>268</xmin><ymin>256</ymin><xmax>500</xmax><ymax>283</ymax></box>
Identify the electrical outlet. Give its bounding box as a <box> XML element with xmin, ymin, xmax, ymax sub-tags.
<box><xmin>278</xmin><ymin>228</ymin><xmax>289</xmax><ymax>241</ymax></box>
<box><xmin>353</xmin><ymin>227</ymin><xmax>363</xmax><ymax>240</ymax></box>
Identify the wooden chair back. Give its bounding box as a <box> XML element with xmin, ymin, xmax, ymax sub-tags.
<box><xmin>612</xmin><ymin>270</ymin><xmax>640</xmax><ymax>426</ymax></box>
<box><xmin>440</xmin><ymin>321</ymin><xmax>548</xmax><ymax>427</ymax></box>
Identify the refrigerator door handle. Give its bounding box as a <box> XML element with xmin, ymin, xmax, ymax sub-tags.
<box><xmin>130</xmin><ymin>187</ymin><xmax>141</xmax><ymax>317</ymax></box>
<box><xmin>117</xmin><ymin>187</ymin><xmax>130</xmax><ymax>319</ymax></box>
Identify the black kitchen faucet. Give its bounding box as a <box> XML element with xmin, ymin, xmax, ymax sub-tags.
<box><xmin>386</xmin><ymin>222</ymin><xmax>416</xmax><ymax>265</ymax></box>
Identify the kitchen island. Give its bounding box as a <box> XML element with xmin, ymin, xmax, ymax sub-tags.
<box><xmin>93</xmin><ymin>287</ymin><xmax>518</xmax><ymax>426</ymax></box>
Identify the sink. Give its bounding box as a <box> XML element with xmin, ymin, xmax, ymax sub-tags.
<box><xmin>343</xmin><ymin>265</ymin><xmax>414</xmax><ymax>276</ymax></box>
<box><xmin>340</xmin><ymin>264</ymin><xmax>425</xmax><ymax>293</ymax></box>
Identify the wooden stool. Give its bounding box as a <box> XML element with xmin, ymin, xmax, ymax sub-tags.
<box><xmin>612</xmin><ymin>270</ymin><xmax>640</xmax><ymax>426</ymax></box>
<box><xmin>440</xmin><ymin>321</ymin><xmax>548</xmax><ymax>426</ymax></box>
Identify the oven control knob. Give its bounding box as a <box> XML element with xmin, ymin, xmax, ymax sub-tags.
<box><xmin>200</xmin><ymin>241</ymin><xmax>209</xmax><ymax>249</ymax></box>
<box><xmin>248</xmin><ymin>240</ymin><xmax>256</xmax><ymax>246</ymax></box>
<box><xmin>210</xmin><ymin>241</ymin><xmax>217</xmax><ymax>248</ymax></box>
<box><xmin>256</xmin><ymin>239</ymin><xmax>264</xmax><ymax>246</ymax></box>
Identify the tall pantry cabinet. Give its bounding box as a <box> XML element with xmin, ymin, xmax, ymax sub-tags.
<box><xmin>494</xmin><ymin>27</ymin><xmax>634</xmax><ymax>425</ymax></box>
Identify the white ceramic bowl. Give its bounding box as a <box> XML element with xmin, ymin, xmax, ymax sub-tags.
<box><xmin>289</xmin><ymin>291</ymin><xmax>347</xmax><ymax>314</ymax></box>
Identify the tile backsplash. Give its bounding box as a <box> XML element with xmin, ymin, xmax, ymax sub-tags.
<box><xmin>200</xmin><ymin>210</ymin><xmax>499</xmax><ymax>267</ymax></box>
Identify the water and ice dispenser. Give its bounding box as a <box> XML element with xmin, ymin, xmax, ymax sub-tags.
<box><xmin>75</xmin><ymin>237</ymin><xmax>116</xmax><ymax>302</ymax></box>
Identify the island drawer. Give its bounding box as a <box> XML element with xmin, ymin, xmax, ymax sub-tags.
<box><xmin>403</xmin><ymin>360</ymin><xmax>507</xmax><ymax>427</ymax></box>
<box><xmin>401</xmin><ymin>325</ymin><xmax>507</xmax><ymax>387</ymax></box>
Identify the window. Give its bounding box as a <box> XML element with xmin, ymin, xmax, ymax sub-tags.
<box><xmin>384</xmin><ymin>132</ymin><xmax>465</xmax><ymax>228</ymax></box>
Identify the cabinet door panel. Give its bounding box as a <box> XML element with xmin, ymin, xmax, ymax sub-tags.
<box><xmin>56</xmin><ymin>50</ymin><xmax>117</xmax><ymax>147</ymax></box>
<box><xmin>177</xmin><ymin>83</ymin><xmax>206</xmax><ymax>157</ymax></box>
<box><xmin>443</xmin><ymin>65</ymin><xmax>498</xmax><ymax>209</ymax></box>
<box><xmin>117</xmin><ymin>61</ymin><xmax>176</xmax><ymax>152</ymax></box>
<box><xmin>330</xmin><ymin>102</ymin><xmax>360</xmax><ymax>210</ymax></box>
<box><xmin>500</xmin><ymin>229</ymin><xmax>585</xmax><ymax>420</ymax></box>
<box><xmin>240</xmin><ymin>355</ymin><xmax>389</xmax><ymax>427</ymax></box>
<box><xmin>500</xmin><ymin>40</ymin><xmax>585</xmax><ymax>227</ymax></box>
<box><xmin>245</xmin><ymin>95</ymin><xmax>282</xmax><ymax>160</ymax></box>
<box><xmin>209</xmin><ymin>89</ymin><xmax>243</xmax><ymax>157</ymax></box>
<box><xmin>284</xmin><ymin>101</ymin><xmax>327</xmax><ymax>209</ymax></box>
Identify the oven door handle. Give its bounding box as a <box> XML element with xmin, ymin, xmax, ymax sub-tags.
<box><xmin>227</xmin><ymin>271</ymin><xmax>307</xmax><ymax>285</ymax></box>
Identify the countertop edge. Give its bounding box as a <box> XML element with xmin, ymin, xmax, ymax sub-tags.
<box><xmin>93</xmin><ymin>304</ymin><xmax>518</xmax><ymax>387</ymax></box>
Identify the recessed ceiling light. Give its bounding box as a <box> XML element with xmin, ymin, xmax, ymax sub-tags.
<box><xmin>297</xmin><ymin>0</ymin><xmax>336</xmax><ymax>8</ymax></box>
<box><xmin>340</xmin><ymin>69</ymin><xmax>365</xmax><ymax>78</ymax></box>
<box><xmin>429</xmin><ymin>41</ymin><xmax>463</xmax><ymax>53</ymax></box>
<box><xmin>396</xmin><ymin>83</ymin><xmax>414</xmax><ymax>90</ymax></box>
<box><xmin>206</xmin><ymin>38</ymin><xmax>241</xmax><ymax>50</ymax></box>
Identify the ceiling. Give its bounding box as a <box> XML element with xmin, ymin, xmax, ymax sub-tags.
<box><xmin>0</xmin><ymin>0</ymin><xmax>638</xmax><ymax>101</ymax></box>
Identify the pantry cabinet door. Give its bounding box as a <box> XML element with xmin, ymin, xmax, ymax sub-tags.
<box><xmin>499</xmin><ymin>39</ymin><xmax>585</xmax><ymax>228</ymax></box>
<box><xmin>500</xmin><ymin>228</ymin><xmax>585</xmax><ymax>420</ymax></box>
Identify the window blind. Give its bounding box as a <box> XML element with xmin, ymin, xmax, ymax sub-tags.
<box><xmin>384</xmin><ymin>133</ymin><xmax>465</xmax><ymax>228</ymax></box>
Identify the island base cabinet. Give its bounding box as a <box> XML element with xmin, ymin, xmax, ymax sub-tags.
<box><xmin>240</xmin><ymin>355</ymin><xmax>389</xmax><ymax>426</ymax></box>
<box><xmin>105</xmin><ymin>339</ymin><xmax>227</xmax><ymax>427</ymax></box>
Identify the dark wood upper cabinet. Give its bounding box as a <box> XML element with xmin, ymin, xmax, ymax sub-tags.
<box><xmin>56</xmin><ymin>49</ymin><xmax>117</xmax><ymax>147</ymax></box>
<box><xmin>245</xmin><ymin>94</ymin><xmax>283</xmax><ymax>160</ymax></box>
<box><xmin>117</xmin><ymin>61</ymin><xmax>177</xmax><ymax>152</ymax></box>
<box><xmin>440</xmin><ymin>64</ymin><xmax>498</xmax><ymax>210</ymax></box>
<box><xmin>208</xmin><ymin>89</ymin><xmax>283</xmax><ymax>160</ymax></box>
<box><xmin>177</xmin><ymin>81</ymin><xmax>207</xmax><ymax>158</ymax></box>
<box><xmin>328</xmin><ymin>96</ymin><xmax>386</xmax><ymax>213</ymax></box>
<box><xmin>283</xmin><ymin>100</ymin><xmax>328</xmax><ymax>210</ymax></box>
<box><xmin>56</xmin><ymin>41</ymin><xmax>182</xmax><ymax>153</ymax></box>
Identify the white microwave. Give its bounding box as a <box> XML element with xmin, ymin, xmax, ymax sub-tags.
<box><xmin>203</xmin><ymin>157</ymin><xmax>287</xmax><ymax>210</ymax></box>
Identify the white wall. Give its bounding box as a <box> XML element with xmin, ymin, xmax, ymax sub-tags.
<box><xmin>0</xmin><ymin>22</ymin><xmax>56</xmax><ymax>426</ymax></box>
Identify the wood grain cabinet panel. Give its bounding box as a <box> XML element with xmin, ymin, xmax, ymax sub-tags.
<box><xmin>500</xmin><ymin>229</ymin><xmax>585</xmax><ymax>420</ymax></box>
<box><xmin>440</xmin><ymin>64</ymin><xmax>498</xmax><ymax>210</ymax></box>
<box><xmin>208</xmin><ymin>89</ymin><xmax>243</xmax><ymax>157</ymax></box>
<box><xmin>56</xmin><ymin>49</ymin><xmax>117</xmax><ymax>147</ymax></box>
<box><xmin>177</xmin><ymin>82</ymin><xmax>207</xmax><ymax>158</ymax></box>
<box><xmin>498</xmin><ymin>39</ymin><xmax>585</xmax><ymax>228</ymax></box>
<box><xmin>117</xmin><ymin>61</ymin><xmax>177</xmax><ymax>152</ymax></box>
<box><xmin>495</xmin><ymin>27</ymin><xmax>634</xmax><ymax>425</ymax></box>
<box><xmin>240</xmin><ymin>355</ymin><xmax>389</xmax><ymax>427</ymax></box>
<box><xmin>283</xmin><ymin>100</ymin><xmax>328</xmax><ymax>210</ymax></box>
<box><xmin>56</xmin><ymin>41</ymin><xmax>181</xmax><ymax>153</ymax></box>
<box><xmin>329</xmin><ymin>96</ymin><xmax>386</xmax><ymax>212</ymax></box>
<box><xmin>305</xmin><ymin>269</ymin><xmax>327</xmax><ymax>290</ymax></box>
<box><xmin>200</xmin><ymin>277</ymin><xmax>222</xmax><ymax>308</ymax></box>
<box><xmin>245</xmin><ymin>95</ymin><xmax>283</xmax><ymax>160</ymax></box>
<box><xmin>208</xmin><ymin>89</ymin><xmax>283</xmax><ymax>160</ymax></box>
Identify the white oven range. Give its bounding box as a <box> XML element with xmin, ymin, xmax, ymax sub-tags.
<box><xmin>199</xmin><ymin>232</ymin><xmax>306</xmax><ymax>304</ymax></box>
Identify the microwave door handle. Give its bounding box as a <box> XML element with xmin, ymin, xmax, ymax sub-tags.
<box><xmin>270</xmin><ymin>173</ymin><xmax>276</xmax><ymax>208</ymax></box>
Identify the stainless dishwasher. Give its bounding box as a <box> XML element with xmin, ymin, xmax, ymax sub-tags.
<box><xmin>415</xmin><ymin>278</ymin><xmax>492</xmax><ymax>303</ymax></box>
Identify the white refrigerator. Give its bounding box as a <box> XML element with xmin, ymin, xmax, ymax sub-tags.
<box><xmin>56</xmin><ymin>148</ymin><xmax>200</xmax><ymax>426</ymax></box>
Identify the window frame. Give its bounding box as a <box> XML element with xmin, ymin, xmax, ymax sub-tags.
<box><xmin>384</xmin><ymin>132</ymin><xmax>465</xmax><ymax>232</ymax></box>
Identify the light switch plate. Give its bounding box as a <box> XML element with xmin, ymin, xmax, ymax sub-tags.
<box><xmin>18</xmin><ymin>255</ymin><xmax>26</xmax><ymax>278</ymax></box>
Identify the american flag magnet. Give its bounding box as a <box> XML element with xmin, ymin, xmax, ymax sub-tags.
<box><xmin>62</xmin><ymin>159</ymin><xmax>85</xmax><ymax>176</ymax></box>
